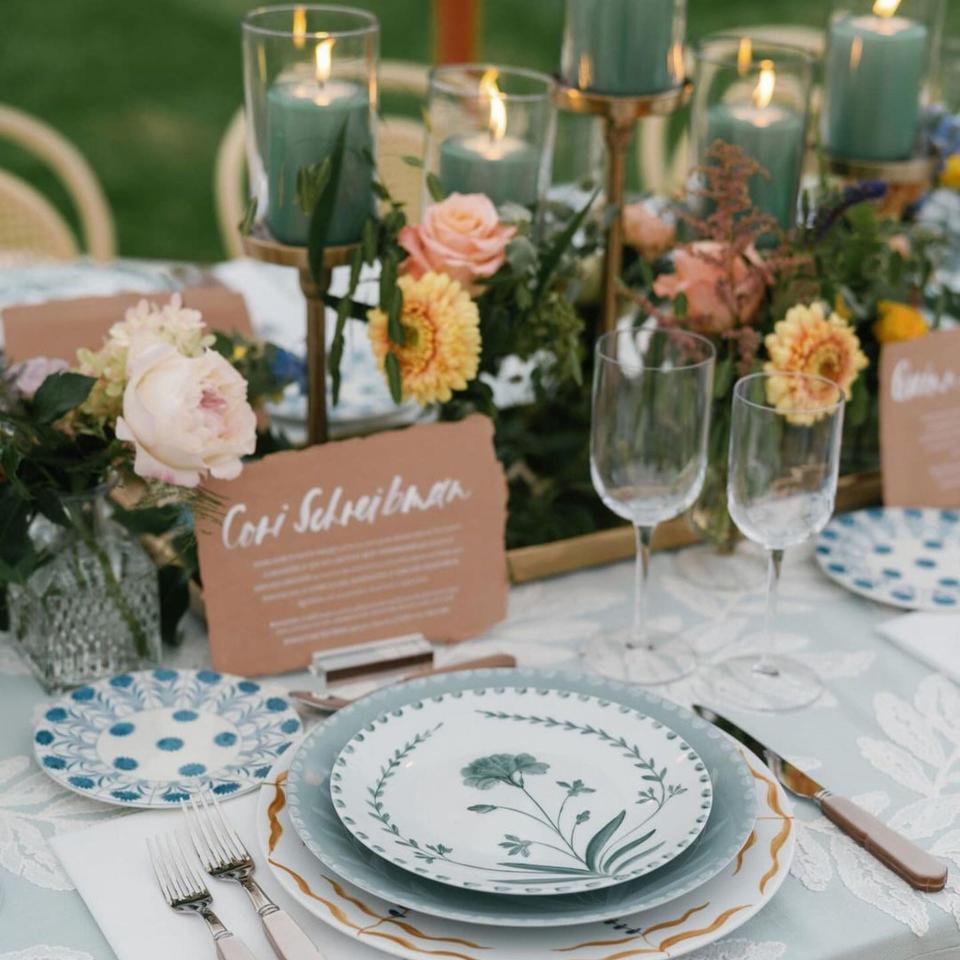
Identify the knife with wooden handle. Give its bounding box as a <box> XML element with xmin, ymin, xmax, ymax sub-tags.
<box><xmin>290</xmin><ymin>654</ymin><xmax>517</xmax><ymax>713</ymax></box>
<box><xmin>693</xmin><ymin>704</ymin><xmax>948</xmax><ymax>892</ymax></box>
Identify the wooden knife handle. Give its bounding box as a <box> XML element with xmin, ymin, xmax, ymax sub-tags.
<box><xmin>820</xmin><ymin>795</ymin><xmax>947</xmax><ymax>891</ymax></box>
<box><xmin>405</xmin><ymin>654</ymin><xmax>516</xmax><ymax>679</ymax></box>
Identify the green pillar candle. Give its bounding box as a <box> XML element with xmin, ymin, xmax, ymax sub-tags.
<box><xmin>706</xmin><ymin>102</ymin><xmax>805</xmax><ymax>228</ymax></box>
<box><xmin>561</xmin><ymin>0</ymin><xmax>682</xmax><ymax>95</ymax></box>
<box><xmin>438</xmin><ymin>134</ymin><xmax>541</xmax><ymax>207</ymax></box>
<box><xmin>824</xmin><ymin>10</ymin><xmax>928</xmax><ymax>161</ymax></box>
<box><xmin>266</xmin><ymin>77</ymin><xmax>374</xmax><ymax>247</ymax></box>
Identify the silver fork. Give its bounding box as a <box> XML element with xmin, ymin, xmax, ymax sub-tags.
<box><xmin>147</xmin><ymin>832</ymin><xmax>257</xmax><ymax>960</ymax></box>
<box><xmin>184</xmin><ymin>792</ymin><xmax>323</xmax><ymax>960</ymax></box>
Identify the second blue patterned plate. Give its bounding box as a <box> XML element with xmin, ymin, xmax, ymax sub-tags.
<box><xmin>816</xmin><ymin>507</ymin><xmax>960</xmax><ymax>611</ymax></box>
<box><xmin>33</xmin><ymin>668</ymin><xmax>301</xmax><ymax>808</ymax></box>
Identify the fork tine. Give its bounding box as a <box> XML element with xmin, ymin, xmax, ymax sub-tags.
<box><xmin>147</xmin><ymin>836</ymin><xmax>173</xmax><ymax>905</ymax></box>
<box><xmin>194</xmin><ymin>793</ymin><xmax>233</xmax><ymax>867</ymax></box>
<box><xmin>162</xmin><ymin>834</ymin><xmax>190</xmax><ymax>900</ymax></box>
<box><xmin>183</xmin><ymin>797</ymin><xmax>218</xmax><ymax>871</ymax></box>
<box><xmin>173</xmin><ymin>832</ymin><xmax>207</xmax><ymax>897</ymax></box>
<box><xmin>204</xmin><ymin>790</ymin><xmax>246</xmax><ymax>860</ymax></box>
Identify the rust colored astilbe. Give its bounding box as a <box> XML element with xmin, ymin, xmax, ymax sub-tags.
<box><xmin>627</xmin><ymin>141</ymin><xmax>814</xmax><ymax>374</ymax></box>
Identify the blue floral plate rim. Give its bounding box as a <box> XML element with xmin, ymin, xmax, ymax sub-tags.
<box><xmin>33</xmin><ymin>667</ymin><xmax>302</xmax><ymax>808</ymax></box>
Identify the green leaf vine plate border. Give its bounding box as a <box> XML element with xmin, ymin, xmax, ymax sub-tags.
<box><xmin>329</xmin><ymin>687</ymin><xmax>713</xmax><ymax>895</ymax></box>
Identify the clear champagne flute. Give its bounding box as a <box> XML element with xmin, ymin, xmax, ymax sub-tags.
<box><xmin>588</xmin><ymin>327</ymin><xmax>715</xmax><ymax>684</ymax></box>
<box><xmin>709</xmin><ymin>371</ymin><xmax>844</xmax><ymax>710</ymax></box>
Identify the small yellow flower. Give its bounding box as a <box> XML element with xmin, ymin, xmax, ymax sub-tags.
<box><xmin>873</xmin><ymin>300</ymin><xmax>928</xmax><ymax>344</ymax></box>
<box><xmin>764</xmin><ymin>302</ymin><xmax>868</xmax><ymax>421</ymax></box>
<box><xmin>232</xmin><ymin>343</ymin><xmax>249</xmax><ymax>361</ymax></box>
<box><xmin>941</xmin><ymin>154</ymin><xmax>960</xmax><ymax>191</ymax></box>
<box><xmin>833</xmin><ymin>292</ymin><xmax>852</xmax><ymax>321</ymax></box>
<box><xmin>368</xmin><ymin>272</ymin><xmax>481</xmax><ymax>405</ymax></box>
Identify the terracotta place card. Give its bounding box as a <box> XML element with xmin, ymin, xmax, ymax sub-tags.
<box><xmin>880</xmin><ymin>327</ymin><xmax>960</xmax><ymax>507</ymax></box>
<box><xmin>196</xmin><ymin>415</ymin><xmax>509</xmax><ymax>676</ymax></box>
<box><xmin>3</xmin><ymin>286</ymin><xmax>254</xmax><ymax>363</ymax></box>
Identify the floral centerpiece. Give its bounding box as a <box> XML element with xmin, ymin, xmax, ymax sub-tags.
<box><xmin>0</xmin><ymin>295</ymin><xmax>295</xmax><ymax>688</ymax></box>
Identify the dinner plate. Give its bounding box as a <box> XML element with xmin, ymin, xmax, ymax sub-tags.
<box><xmin>260</xmin><ymin>731</ymin><xmax>794</xmax><ymax>958</ymax></box>
<box><xmin>816</xmin><ymin>507</ymin><xmax>960</xmax><ymax>610</ymax></box>
<box><xmin>284</xmin><ymin>668</ymin><xmax>756</xmax><ymax>926</ymax></box>
<box><xmin>330</xmin><ymin>688</ymin><xmax>713</xmax><ymax>895</ymax></box>
<box><xmin>33</xmin><ymin>668</ymin><xmax>301</xmax><ymax>808</ymax></box>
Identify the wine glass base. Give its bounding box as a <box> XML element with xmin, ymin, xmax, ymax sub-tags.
<box><xmin>703</xmin><ymin>654</ymin><xmax>822</xmax><ymax>711</ymax></box>
<box><xmin>583</xmin><ymin>633</ymin><xmax>696</xmax><ymax>685</ymax></box>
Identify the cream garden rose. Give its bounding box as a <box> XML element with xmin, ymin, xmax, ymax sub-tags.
<box><xmin>398</xmin><ymin>192</ymin><xmax>516</xmax><ymax>291</ymax></box>
<box><xmin>116</xmin><ymin>337</ymin><xmax>257</xmax><ymax>488</ymax></box>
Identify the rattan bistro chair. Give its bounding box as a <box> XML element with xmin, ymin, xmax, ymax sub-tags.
<box><xmin>216</xmin><ymin>59</ymin><xmax>429</xmax><ymax>258</ymax></box>
<box><xmin>0</xmin><ymin>104</ymin><xmax>115</xmax><ymax>261</ymax></box>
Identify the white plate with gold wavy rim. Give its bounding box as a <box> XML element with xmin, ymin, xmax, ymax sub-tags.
<box><xmin>259</xmin><ymin>741</ymin><xmax>793</xmax><ymax>959</ymax></box>
<box><xmin>283</xmin><ymin>669</ymin><xmax>756</xmax><ymax>927</ymax></box>
<box><xmin>329</xmin><ymin>688</ymin><xmax>713</xmax><ymax>895</ymax></box>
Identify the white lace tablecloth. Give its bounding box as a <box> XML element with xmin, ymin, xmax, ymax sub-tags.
<box><xmin>1</xmin><ymin>542</ymin><xmax>958</xmax><ymax>960</ymax></box>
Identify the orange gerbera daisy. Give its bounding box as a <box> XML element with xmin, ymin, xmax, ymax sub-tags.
<box><xmin>368</xmin><ymin>271</ymin><xmax>481</xmax><ymax>405</ymax></box>
<box><xmin>764</xmin><ymin>302</ymin><xmax>868</xmax><ymax>420</ymax></box>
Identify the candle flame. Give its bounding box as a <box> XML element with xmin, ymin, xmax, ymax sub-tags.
<box><xmin>737</xmin><ymin>37</ymin><xmax>753</xmax><ymax>76</ymax></box>
<box><xmin>480</xmin><ymin>68</ymin><xmax>507</xmax><ymax>142</ymax></box>
<box><xmin>292</xmin><ymin>6</ymin><xmax>307</xmax><ymax>48</ymax></box>
<box><xmin>873</xmin><ymin>0</ymin><xmax>901</xmax><ymax>16</ymax></box>
<box><xmin>315</xmin><ymin>35</ymin><xmax>334</xmax><ymax>85</ymax></box>
<box><xmin>753</xmin><ymin>59</ymin><xmax>776</xmax><ymax>109</ymax></box>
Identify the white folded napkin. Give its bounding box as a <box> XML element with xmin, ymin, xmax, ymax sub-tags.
<box><xmin>876</xmin><ymin>612</ymin><xmax>960</xmax><ymax>684</ymax></box>
<box><xmin>52</xmin><ymin>792</ymin><xmax>382</xmax><ymax>960</ymax></box>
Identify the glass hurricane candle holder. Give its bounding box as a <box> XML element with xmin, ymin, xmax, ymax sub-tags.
<box><xmin>424</xmin><ymin>64</ymin><xmax>556</xmax><ymax>211</ymax></box>
<box><xmin>823</xmin><ymin>0</ymin><xmax>938</xmax><ymax>162</ymax></box>
<box><xmin>560</xmin><ymin>0</ymin><xmax>687</xmax><ymax>96</ymax></box>
<box><xmin>691</xmin><ymin>36</ymin><xmax>814</xmax><ymax>229</ymax></box>
<box><xmin>242</xmin><ymin>4</ymin><xmax>379</xmax><ymax>247</ymax></box>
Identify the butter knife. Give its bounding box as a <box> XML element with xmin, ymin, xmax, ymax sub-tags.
<box><xmin>290</xmin><ymin>654</ymin><xmax>517</xmax><ymax>712</ymax></box>
<box><xmin>693</xmin><ymin>704</ymin><xmax>948</xmax><ymax>892</ymax></box>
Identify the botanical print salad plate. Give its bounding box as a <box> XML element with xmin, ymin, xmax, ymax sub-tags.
<box><xmin>816</xmin><ymin>507</ymin><xmax>960</xmax><ymax>610</ymax></box>
<box><xmin>285</xmin><ymin>669</ymin><xmax>756</xmax><ymax>926</ymax></box>
<box><xmin>330</xmin><ymin>688</ymin><xmax>713</xmax><ymax>894</ymax></box>
<box><xmin>32</xmin><ymin>668</ymin><xmax>301</xmax><ymax>807</ymax></box>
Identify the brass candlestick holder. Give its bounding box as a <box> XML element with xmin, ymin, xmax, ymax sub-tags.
<box><xmin>554</xmin><ymin>80</ymin><xmax>694</xmax><ymax>334</ymax></box>
<box><xmin>823</xmin><ymin>151</ymin><xmax>939</xmax><ymax>220</ymax></box>
<box><xmin>242</xmin><ymin>230</ymin><xmax>359</xmax><ymax>446</ymax></box>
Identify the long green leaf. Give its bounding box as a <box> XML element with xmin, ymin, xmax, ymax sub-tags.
<box><xmin>384</xmin><ymin>351</ymin><xmax>403</xmax><ymax>404</ymax></box>
<box><xmin>494</xmin><ymin>862</ymin><xmax>598</xmax><ymax>876</ymax></box>
<box><xmin>601</xmin><ymin>829</ymin><xmax>656</xmax><ymax>871</ymax></box>
<box><xmin>536</xmin><ymin>187</ymin><xmax>600</xmax><ymax>301</ymax></box>
<box><xmin>307</xmin><ymin>123</ymin><xmax>349</xmax><ymax>285</ymax></box>
<box><xmin>584</xmin><ymin>809</ymin><xmax>625</xmax><ymax>870</ymax></box>
<box><xmin>616</xmin><ymin>841</ymin><xmax>665</xmax><ymax>873</ymax></box>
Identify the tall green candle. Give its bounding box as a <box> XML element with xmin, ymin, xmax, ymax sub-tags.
<box><xmin>706</xmin><ymin>99</ymin><xmax>805</xmax><ymax>228</ymax></box>
<box><xmin>266</xmin><ymin>70</ymin><xmax>374</xmax><ymax>246</ymax></box>
<box><xmin>824</xmin><ymin>5</ymin><xmax>928</xmax><ymax>161</ymax></box>
<box><xmin>561</xmin><ymin>0</ymin><xmax>683</xmax><ymax>95</ymax></box>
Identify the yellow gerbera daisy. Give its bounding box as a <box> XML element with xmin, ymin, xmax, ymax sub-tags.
<box><xmin>873</xmin><ymin>300</ymin><xmax>928</xmax><ymax>344</ymax></box>
<box><xmin>368</xmin><ymin>271</ymin><xmax>481</xmax><ymax>405</ymax></box>
<box><xmin>763</xmin><ymin>302</ymin><xmax>868</xmax><ymax>420</ymax></box>
<box><xmin>941</xmin><ymin>154</ymin><xmax>960</xmax><ymax>191</ymax></box>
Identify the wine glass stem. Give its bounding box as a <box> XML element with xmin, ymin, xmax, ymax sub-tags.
<box><xmin>629</xmin><ymin>524</ymin><xmax>654</xmax><ymax>651</ymax></box>
<box><xmin>756</xmin><ymin>548</ymin><xmax>784</xmax><ymax>677</ymax></box>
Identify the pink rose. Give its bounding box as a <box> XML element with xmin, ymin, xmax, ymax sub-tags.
<box><xmin>623</xmin><ymin>203</ymin><xmax>676</xmax><ymax>260</ymax></box>
<box><xmin>398</xmin><ymin>193</ymin><xmax>516</xmax><ymax>292</ymax></box>
<box><xmin>9</xmin><ymin>356</ymin><xmax>69</xmax><ymax>398</ymax></box>
<box><xmin>116</xmin><ymin>338</ymin><xmax>256</xmax><ymax>488</ymax></box>
<box><xmin>653</xmin><ymin>241</ymin><xmax>766</xmax><ymax>334</ymax></box>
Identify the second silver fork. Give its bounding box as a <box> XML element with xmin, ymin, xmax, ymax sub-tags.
<box><xmin>184</xmin><ymin>792</ymin><xmax>323</xmax><ymax>960</ymax></box>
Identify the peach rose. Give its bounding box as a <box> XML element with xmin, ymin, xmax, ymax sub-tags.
<box><xmin>653</xmin><ymin>241</ymin><xmax>766</xmax><ymax>334</ymax></box>
<box><xmin>116</xmin><ymin>337</ymin><xmax>256</xmax><ymax>488</ymax></box>
<box><xmin>398</xmin><ymin>193</ymin><xmax>516</xmax><ymax>291</ymax></box>
<box><xmin>623</xmin><ymin>202</ymin><xmax>676</xmax><ymax>260</ymax></box>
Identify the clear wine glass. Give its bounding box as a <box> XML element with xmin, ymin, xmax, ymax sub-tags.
<box><xmin>588</xmin><ymin>327</ymin><xmax>715</xmax><ymax>684</ymax></box>
<box><xmin>708</xmin><ymin>371</ymin><xmax>845</xmax><ymax>710</ymax></box>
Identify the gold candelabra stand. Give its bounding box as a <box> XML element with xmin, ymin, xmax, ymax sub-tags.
<box><xmin>554</xmin><ymin>80</ymin><xmax>694</xmax><ymax>334</ymax></box>
<box><xmin>242</xmin><ymin>230</ymin><xmax>359</xmax><ymax>446</ymax></box>
<box><xmin>822</xmin><ymin>150</ymin><xmax>938</xmax><ymax>219</ymax></box>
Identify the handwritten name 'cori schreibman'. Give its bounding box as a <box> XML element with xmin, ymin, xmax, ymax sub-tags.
<box><xmin>220</xmin><ymin>474</ymin><xmax>471</xmax><ymax>549</ymax></box>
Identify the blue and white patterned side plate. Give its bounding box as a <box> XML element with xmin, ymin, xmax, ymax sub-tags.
<box><xmin>33</xmin><ymin>668</ymin><xmax>301</xmax><ymax>808</ymax></box>
<box><xmin>816</xmin><ymin>507</ymin><xmax>960</xmax><ymax>611</ymax></box>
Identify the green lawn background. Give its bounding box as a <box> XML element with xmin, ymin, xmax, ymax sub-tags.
<box><xmin>3</xmin><ymin>0</ymin><xmax>955</xmax><ymax>262</ymax></box>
